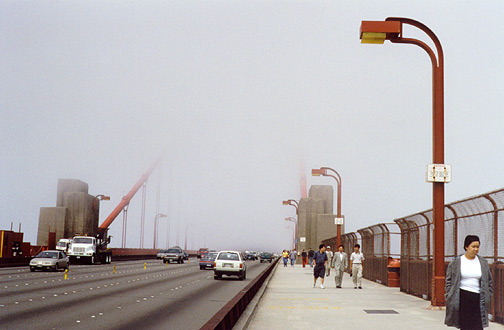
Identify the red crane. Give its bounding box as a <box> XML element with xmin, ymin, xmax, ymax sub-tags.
<box><xmin>98</xmin><ymin>157</ymin><xmax>163</xmax><ymax>235</ymax></box>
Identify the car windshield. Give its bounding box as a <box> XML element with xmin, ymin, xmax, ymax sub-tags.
<box><xmin>166</xmin><ymin>249</ymin><xmax>179</xmax><ymax>253</ymax></box>
<box><xmin>73</xmin><ymin>237</ymin><xmax>93</xmax><ymax>244</ymax></box>
<box><xmin>261</xmin><ymin>253</ymin><xmax>271</xmax><ymax>256</ymax></box>
<box><xmin>36</xmin><ymin>252</ymin><xmax>58</xmax><ymax>259</ymax></box>
<box><xmin>218</xmin><ymin>253</ymin><xmax>239</xmax><ymax>261</ymax></box>
<box><xmin>57</xmin><ymin>242</ymin><xmax>66</xmax><ymax>247</ymax></box>
<box><xmin>203</xmin><ymin>253</ymin><xmax>218</xmax><ymax>260</ymax></box>
<box><xmin>158</xmin><ymin>250</ymin><xmax>167</xmax><ymax>253</ymax></box>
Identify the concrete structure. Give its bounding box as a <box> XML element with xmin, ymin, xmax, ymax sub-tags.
<box><xmin>296</xmin><ymin>185</ymin><xmax>340</xmax><ymax>253</ymax></box>
<box><xmin>37</xmin><ymin>179</ymin><xmax>99</xmax><ymax>246</ymax></box>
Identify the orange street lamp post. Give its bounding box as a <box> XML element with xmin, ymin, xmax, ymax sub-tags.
<box><xmin>282</xmin><ymin>200</ymin><xmax>299</xmax><ymax>248</ymax></box>
<box><xmin>360</xmin><ymin>17</ymin><xmax>447</xmax><ymax>307</ymax></box>
<box><xmin>312</xmin><ymin>167</ymin><xmax>342</xmax><ymax>247</ymax></box>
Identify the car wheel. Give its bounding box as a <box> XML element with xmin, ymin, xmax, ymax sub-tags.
<box><xmin>54</xmin><ymin>264</ymin><xmax>59</xmax><ymax>272</ymax></box>
<box><xmin>214</xmin><ymin>274</ymin><xmax>221</xmax><ymax>280</ymax></box>
<box><xmin>30</xmin><ymin>267</ymin><xmax>35</xmax><ymax>272</ymax></box>
<box><xmin>180</xmin><ymin>259</ymin><xmax>184</xmax><ymax>264</ymax></box>
<box><xmin>90</xmin><ymin>255</ymin><xmax>95</xmax><ymax>265</ymax></box>
<box><xmin>200</xmin><ymin>266</ymin><xmax>203</xmax><ymax>270</ymax></box>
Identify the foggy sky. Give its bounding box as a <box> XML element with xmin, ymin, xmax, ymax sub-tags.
<box><xmin>2</xmin><ymin>1</ymin><xmax>504</xmax><ymax>252</ymax></box>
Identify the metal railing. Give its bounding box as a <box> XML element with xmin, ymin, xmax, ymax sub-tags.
<box><xmin>357</xmin><ymin>223</ymin><xmax>401</xmax><ymax>285</ymax></box>
<box><xmin>321</xmin><ymin>187</ymin><xmax>504</xmax><ymax>324</ymax></box>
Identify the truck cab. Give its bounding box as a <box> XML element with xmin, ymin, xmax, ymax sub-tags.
<box><xmin>67</xmin><ymin>235</ymin><xmax>112</xmax><ymax>264</ymax></box>
<box><xmin>56</xmin><ymin>238</ymin><xmax>72</xmax><ymax>253</ymax></box>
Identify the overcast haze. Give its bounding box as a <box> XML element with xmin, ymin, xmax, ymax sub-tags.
<box><xmin>2</xmin><ymin>1</ymin><xmax>504</xmax><ymax>252</ymax></box>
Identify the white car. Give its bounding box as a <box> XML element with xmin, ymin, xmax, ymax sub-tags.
<box><xmin>214</xmin><ymin>251</ymin><xmax>247</xmax><ymax>280</ymax></box>
<box><xmin>29</xmin><ymin>250</ymin><xmax>69</xmax><ymax>272</ymax></box>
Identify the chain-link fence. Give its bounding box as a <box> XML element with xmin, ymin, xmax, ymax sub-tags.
<box><xmin>395</xmin><ymin>188</ymin><xmax>504</xmax><ymax>323</ymax></box>
<box><xmin>321</xmin><ymin>187</ymin><xmax>504</xmax><ymax>324</ymax></box>
<box><xmin>357</xmin><ymin>223</ymin><xmax>401</xmax><ymax>285</ymax></box>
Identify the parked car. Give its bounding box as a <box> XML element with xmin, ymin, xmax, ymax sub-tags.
<box><xmin>156</xmin><ymin>249</ymin><xmax>168</xmax><ymax>259</ymax></box>
<box><xmin>29</xmin><ymin>250</ymin><xmax>69</xmax><ymax>272</ymax></box>
<box><xmin>199</xmin><ymin>252</ymin><xmax>218</xmax><ymax>270</ymax></box>
<box><xmin>259</xmin><ymin>252</ymin><xmax>273</xmax><ymax>263</ymax></box>
<box><xmin>163</xmin><ymin>247</ymin><xmax>185</xmax><ymax>264</ymax></box>
<box><xmin>198</xmin><ymin>248</ymin><xmax>209</xmax><ymax>259</ymax></box>
<box><xmin>214</xmin><ymin>251</ymin><xmax>247</xmax><ymax>280</ymax></box>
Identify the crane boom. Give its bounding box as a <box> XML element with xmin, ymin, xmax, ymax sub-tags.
<box><xmin>98</xmin><ymin>157</ymin><xmax>162</xmax><ymax>232</ymax></box>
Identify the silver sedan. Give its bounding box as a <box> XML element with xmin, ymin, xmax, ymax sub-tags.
<box><xmin>29</xmin><ymin>250</ymin><xmax>69</xmax><ymax>272</ymax></box>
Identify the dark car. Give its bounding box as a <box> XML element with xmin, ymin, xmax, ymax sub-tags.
<box><xmin>199</xmin><ymin>252</ymin><xmax>218</xmax><ymax>270</ymax></box>
<box><xmin>198</xmin><ymin>248</ymin><xmax>209</xmax><ymax>259</ymax></box>
<box><xmin>163</xmin><ymin>247</ymin><xmax>185</xmax><ymax>264</ymax></box>
<box><xmin>245</xmin><ymin>252</ymin><xmax>257</xmax><ymax>260</ymax></box>
<box><xmin>259</xmin><ymin>252</ymin><xmax>273</xmax><ymax>263</ymax></box>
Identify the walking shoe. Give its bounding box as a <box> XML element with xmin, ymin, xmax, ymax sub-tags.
<box><xmin>313</xmin><ymin>283</ymin><xmax>316</xmax><ymax>288</ymax></box>
<box><xmin>359</xmin><ymin>286</ymin><xmax>362</xmax><ymax>289</ymax></box>
<box><xmin>320</xmin><ymin>284</ymin><xmax>325</xmax><ymax>289</ymax></box>
<box><xmin>336</xmin><ymin>285</ymin><xmax>342</xmax><ymax>288</ymax></box>
<box><xmin>354</xmin><ymin>287</ymin><xmax>357</xmax><ymax>289</ymax></box>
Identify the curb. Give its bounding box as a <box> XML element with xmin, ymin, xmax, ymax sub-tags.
<box><xmin>232</xmin><ymin>261</ymin><xmax>279</xmax><ymax>330</ymax></box>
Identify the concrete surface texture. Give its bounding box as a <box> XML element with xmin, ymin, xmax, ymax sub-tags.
<box><xmin>297</xmin><ymin>185</ymin><xmax>337</xmax><ymax>254</ymax></box>
<box><xmin>37</xmin><ymin>179</ymin><xmax>98</xmax><ymax>245</ymax></box>
<box><xmin>37</xmin><ymin>207</ymin><xmax>68</xmax><ymax>246</ymax></box>
<box><xmin>245</xmin><ymin>263</ymin><xmax>504</xmax><ymax>330</ymax></box>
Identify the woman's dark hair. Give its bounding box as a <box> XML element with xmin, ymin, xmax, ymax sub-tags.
<box><xmin>319</xmin><ymin>243</ymin><xmax>325</xmax><ymax>249</ymax></box>
<box><xmin>464</xmin><ymin>235</ymin><xmax>480</xmax><ymax>251</ymax></box>
<box><xmin>354</xmin><ymin>244</ymin><xmax>360</xmax><ymax>249</ymax></box>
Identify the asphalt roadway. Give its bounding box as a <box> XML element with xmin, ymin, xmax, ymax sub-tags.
<box><xmin>0</xmin><ymin>258</ymin><xmax>270</xmax><ymax>330</ymax></box>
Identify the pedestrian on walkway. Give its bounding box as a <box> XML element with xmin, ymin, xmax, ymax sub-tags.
<box><xmin>301</xmin><ymin>249</ymin><xmax>307</xmax><ymax>268</ymax></box>
<box><xmin>331</xmin><ymin>244</ymin><xmax>348</xmax><ymax>288</ymax></box>
<box><xmin>325</xmin><ymin>246</ymin><xmax>333</xmax><ymax>277</ymax></box>
<box><xmin>282</xmin><ymin>250</ymin><xmax>289</xmax><ymax>267</ymax></box>
<box><xmin>313</xmin><ymin>244</ymin><xmax>328</xmax><ymax>289</ymax></box>
<box><xmin>349</xmin><ymin>244</ymin><xmax>365</xmax><ymax>289</ymax></box>
<box><xmin>445</xmin><ymin>235</ymin><xmax>492</xmax><ymax>330</ymax></box>
<box><xmin>308</xmin><ymin>248</ymin><xmax>315</xmax><ymax>267</ymax></box>
<box><xmin>289</xmin><ymin>249</ymin><xmax>297</xmax><ymax>267</ymax></box>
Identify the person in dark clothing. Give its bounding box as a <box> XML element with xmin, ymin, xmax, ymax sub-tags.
<box><xmin>313</xmin><ymin>244</ymin><xmax>328</xmax><ymax>289</ymax></box>
<box><xmin>308</xmin><ymin>248</ymin><xmax>315</xmax><ymax>268</ymax></box>
<box><xmin>445</xmin><ymin>235</ymin><xmax>493</xmax><ymax>330</ymax></box>
<box><xmin>301</xmin><ymin>249</ymin><xmax>308</xmax><ymax>268</ymax></box>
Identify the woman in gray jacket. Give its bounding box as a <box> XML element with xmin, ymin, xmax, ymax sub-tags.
<box><xmin>445</xmin><ymin>235</ymin><xmax>493</xmax><ymax>329</ymax></box>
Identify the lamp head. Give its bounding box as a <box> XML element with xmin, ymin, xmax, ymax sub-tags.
<box><xmin>360</xmin><ymin>20</ymin><xmax>401</xmax><ymax>44</ymax></box>
<box><xmin>311</xmin><ymin>168</ymin><xmax>326</xmax><ymax>176</ymax></box>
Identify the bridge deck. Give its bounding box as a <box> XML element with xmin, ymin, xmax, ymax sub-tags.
<box><xmin>243</xmin><ymin>263</ymin><xmax>504</xmax><ymax>330</ymax></box>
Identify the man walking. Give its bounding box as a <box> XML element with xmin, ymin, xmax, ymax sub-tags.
<box><xmin>331</xmin><ymin>244</ymin><xmax>348</xmax><ymax>288</ymax></box>
<box><xmin>325</xmin><ymin>246</ymin><xmax>333</xmax><ymax>277</ymax></box>
<box><xmin>308</xmin><ymin>247</ymin><xmax>315</xmax><ymax>267</ymax></box>
<box><xmin>313</xmin><ymin>244</ymin><xmax>328</xmax><ymax>289</ymax></box>
<box><xmin>350</xmin><ymin>244</ymin><xmax>365</xmax><ymax>289</ymax></box>
<box><xmin>301</xmin><ymin>249</ymin><xmax>307</xmax><ymax>268</ymax></box>
<box><xmin>289</xmin><ymin>249</ymin><xmax>297</xmax><ymax>267</ymax></box>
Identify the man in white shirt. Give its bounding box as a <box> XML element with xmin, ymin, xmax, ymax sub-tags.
<box><xmin>349</xmin><ymin>244</ymin><xmax>365</xmax><ymax>289</ymax></box>
<box><xmin>325</xmin><ymin>246</ymin><xmax>333</xmax><ymax>276</ymax></box>
<box><xmin>331</xmin><ymin>244</ymin><xmax>348</xmax><ymax>288</ymax></box>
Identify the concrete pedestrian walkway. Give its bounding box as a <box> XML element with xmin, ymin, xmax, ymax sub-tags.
<box><xmin>243</xmin><ymin>263</ymin><xmax>504</xmax><ymax>330</ymax></box>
